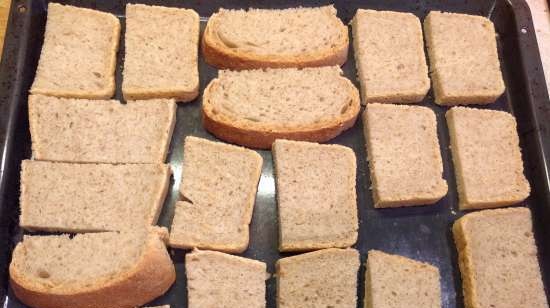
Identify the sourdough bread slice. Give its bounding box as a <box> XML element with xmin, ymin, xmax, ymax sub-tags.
<box><xmin>9</xmin><ymin>227</ymin><xmax>176</xmax><ymax>308</ymax></box>
<box><xmin>30</xmin><ymin>3</ymin><xmax>120</xmax><ymax>99</ymax></box>
<box><xmin>20</xmin><ymin>160</ymin><xmax>170</xmax><ymax>232</ymax></box>
<box><xmin>123</xmin><ymin>4</ymin><xmax>200</xmax><ymax>102</ymax></box>
<box><xmin>202</xmin><ymin>5</ymin><xmax>348</xmax><ymax>69</ymax></box>
<box><xmin>202</xmin><ymin>66</ymin><xmax>360</xmax><ymax>149</ymax></box>
<box><xmin>28</xmin><ymin>95</ymin><xmax>176</xmax><ymax>164</ymax></box>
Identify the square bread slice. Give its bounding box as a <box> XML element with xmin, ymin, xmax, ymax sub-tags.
<box><xmin>352</xmin><ymin>9</ymin><xmax>430</xmax><ymax>104</ymax></box>
<box><xmin>424</xmin><ymin>11</ymin><xmax>505</xmax><ymax>105</ymax></box>
<box><xmin>363</xmin><ymin>103</ymin><xmax>447</xmax><ymax>208</ymax></box>
<box><xmin>20</xmin><ymin>160</ymin><xmax>170</xmax><ymax>232</ymax></box>
<box><xmin>169</xmin><ymin>137</ymin><xmax>263</xmax><ymax>253</ymax></box>
<box><xmin>30</xmin><ymin>3</ymin><xmax>120</xmax><ymax>99</ymax></box>
<box><xmin>446</xmin><ymin>107</ymin><xmax>530</xmax><ymax>210</ymax></box>
<box><xmin>123</xmin><ymin>4</ymin><xmax>199</xmax><ymax>102</ymax></box>
<box><xmin>272</xmin><ymin>139</ymin><xmax>358</xmax><ymax>251</ymax></box>
<box><xmin>277</xmin><ymin>248</ymin><xmax>360</xmax><ymax>308</ymax></box>
<box><xmin>453</xmin><ymin>208</ymin><xmax>548</xmax><ymax>308</ymax></box>
<box><xmin>185</xmin><ymin>250</ymin><xmax>267</xmax><ymax>308</ymax></box>
<box><xmin>365</xmin><ymin>250</ymin><xmax>441</xmax><ymax>308</ymax></box>
<box><xmin>28</xmin><ymin>95</ymin><xmax>176</xmax><ymax>164</ymax></box>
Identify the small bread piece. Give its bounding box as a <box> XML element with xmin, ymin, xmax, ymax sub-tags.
<box><xmin>185</xmin><ymin>250</ymin><xmax>267</xmax><ymax>308</ymax></box>
<box><xmin>202</xmin><ymin>66</ymin><xmax>360</xmax><ymax>149</ymax></box>
<box><xmin>28</xmin><ymin>95</ymin><xmax>176</xmax><ymax>164</ymax></box>
<box><xmin>30</xmin><ymin>3</ymin><xmax>120</xmax><ymax>99</ymax></box>
<box><xmin>446</xmin><ymin>107</ymin><xmax>530</xmax><ymax>209</ymax></box>
<box><xmin>123</xmin><ymin>4</ymin><xmax>199</xmax><ymax>102</ymax></box>
<box><xmin>277</xmin><ymin>248</ymin><xmax>360</xmax><ymax>308</ymax></box>
<box><xmin>453</xmin><ymin>208</ymin><xmax>548</xmax><ymax>308</ymax></box>
<box><xmin>169</xmin><ymin>137</ymin><xmax>263</xmax><ymax>253</ymax></box>
<box><xmin>424</xmin><ymin>11</ymin><xmax>505</xmax><ymax>105</ymax></box>
<box><xmin>365</xmin><ymin>250</ymin><xmax>441</xmax><ymax>308</ymax></box>
<box><xmin>363</xmin><ymin>104</ymin><xmax>447</xmax><ymax>208</ymax></box>
<box><xmin>352</xmin><ymin>9</ymin><xmax>430</xmax><ymax>104</ymax></box>
<box><xmin>202</xmin><ymin>6</ymin><xmax>348</xmax><ymax>69</ymax></box>
<box><xmin>272</xmin><ymin>140</ymin><xmax>358</xmax><ymax>251</ymax></box>
<box><xmin>9</xmin><ymin>227</ymin><xmax>175</xmax><ymax>308</ymax></box>
<box><xmin>20</xmin><ymin>160</ymin><xmax>170</xmax><ymax>232</ymax></box>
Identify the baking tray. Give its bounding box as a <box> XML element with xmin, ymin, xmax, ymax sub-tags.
<box><xmin>0</xmin><ymin>0</ymin><xmax>549</xmax><ymax>307</ymax></box>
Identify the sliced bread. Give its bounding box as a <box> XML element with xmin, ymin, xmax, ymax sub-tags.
<box><xmin>272</xmin><ymin>139</ymin><xmax>358</xmax><ymax>251</ymax></box>
<box><xmin>123</xmin><ymin>4</ymin><xmax>200</xmax><ymax>102</ymax></box>
<box><xmin>30</xmin><ymin>3</ymin><xmax>120</xmax><ymax>99</ymax></box>
<box><xmin>28</xmin><ymin>95</ymin><xmax>176</xmax><ymax>164</ymax></box>
<box><xmin>9</xmin><ymin>227</ymin><xmax>176</xmax><ymax>308</ymax></box>
<box><xmin>19</xmin><ymin>160</ymin><xmax>171</xmax><ymax>232</ymax></box>
<box><xmin>169</xmin><ymin>137</ymin><xmax>263</xmax><ymax>253</ymax></box>
<box><xmin>202</xmin><ymin>66</ymin><xmax>360</xmax><ymax>149</ymax></box>
<box><xmin>453</xmin><ymin>208</ymin><xmax>548</xmax><ymax>308</ymax></box>
<box><xmin>202</xmin><ymin>5</ymin><xmax>348</xmax><ymax>69</ymax></box>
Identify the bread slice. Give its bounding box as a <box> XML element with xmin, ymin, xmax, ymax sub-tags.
<box><xmin>202</xmin><ymin>66</ymin><xmax>360</xmax><ymax>149</ymax></box>
<box><xmin>30</xmin><ymin>3</ymin><xmax>120</xmax><ymax>99</ymax></box>
<box><xmin>202</xmin><ymin>5</ymin><xmax>348</xmax><ymax>69</ymax></box>
<box><xmin>365</xmin><ymin>250</ymin><xmax>441</xmax><ymax>308</ymax></box>
<box><xmin>9</xmin><ymin>227</ymin><xmax>175</xmax><ymax>308</ymax></box>
<box><xmin>185</xmin><ymin>250</ymin><xmax>267</xmax><ymax>308</ymax></box>
<box><xmin>122</xmin><ymin>4</ymin><xmax>200</xmax><ymax>102</ymax></box>
<box><xmin>424</xmin><ymin>11</ymin><xmax>505</xmax><ymax>105</ymax></box>
<box><xmin>272</xmin><ymin>139</ymin><xmax>358</xmax><ymax>251</ymax></box>
<box><xmin>28</xmin><ymin>95</ymin><xmax>176</xmax><ymax>164</ymax></box>
<box><xmin>452</xmin><ymin>208</ymin><xmax>548</xmax><ymax>308</ymax></box>
<box><xmin>352</xmin><ymin>9</ymin><xmax>430</xmax><ymax>104</ymax></box>
<box><xmin>169</xmin><ymin>136</ymin><xmax>263</xmax><ymax>253</ymax></box>
<box><xmin>363</xmin><ymin>104</ymin><xmax>447</xmax><ymax>208</ymax></box>
<box><xmin>277</xmin><ymin>248</ymin><xmax>359</xmax><ymax>308</ymax></box>
<box><xmin>19</xmin><ymin>160</ymin><xmax>170</xmax><ymax>232</ymax></box>
<box><xmin>446</xmin><ymin>107</ymin><xmax>530</xmax><ymax>210</ymax></box>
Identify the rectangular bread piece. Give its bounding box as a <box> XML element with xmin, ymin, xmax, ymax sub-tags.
<box><xmin>169</xmin><ymin>136</ymin><xmax>263</xmax><ymax>253</ymax></box>
<box><xmin>20</xmin><ymin>160</ymin><xmax>170</xmax><ymax>232</ymax></box>
<box><xmin>365</xmin><ymin>250</ymin><xmax>441</xmax><ymax>308</ymax></box>
<box><xmin>123</xmin><ymin>4</ymin><xmax>199</xmax><ymax>102</ymax></box>
<box><xmin>452</xmin><ymin>208</ymin><xmax>548</xmax><ymax>308</ymax></box>
<box><xmin>424</xmin><ymin>11</ymin><xmax>505</xmax><ymax>105</ymax></box>
<box><xmin>28</xmin><ymin>95</ymin><xmax>176</xmax><ymax>164</ymax></box>
<box><xmin>352</xmin><ymin>9</ymin><xmax>430</xmax><ymax>104</ymax></box>
<box><xmin>272</xmin><ymin>139</ymin><xmax>358</xmax><ymax>251</ymax></box>
<box><xmin>30</xmin><ymin>3</ymin><xmax>120</xmax><ymax>99</ymax></box>
<box><xmin>363</xmin><ymin>103</ymin><xmax>447</xmax><ymax>208</ymax></box>
<box><xmin>446</xmin><ymin>107</ymin><xmax>530</xmax><ymax>209</ymax></box>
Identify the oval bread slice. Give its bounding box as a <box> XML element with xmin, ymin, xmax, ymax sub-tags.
<box><xmin>202</xmin><ymin>66</ymin><xmax>360</xmax><ymax>149</ymax></box>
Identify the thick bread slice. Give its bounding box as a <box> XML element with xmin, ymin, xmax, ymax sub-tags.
<box><xmin>272</xmin><ymin>139</ymin><xmax>358</xmax><ymax>251</ymax></box>
<box><xmin>30</xmin><ymin>3</ymin><xmax>120</xmax><ymax>99</ymax></box>
<box><xmin>446</xmin><ymin>107</ymin><xmax>530</xmax><ymax>209</ymax></box>
<box><xmin>185</xmin><ymin>250</ymin><xmax>267</xmax><ymax>308</ymax></box>
<box><xmin>363</xmin><ymin>104</ymin><xmax>447</xmax><ymax>208</ymax></box>
<box><xmin>452</xmin><ymin>208</ymin><xmax>548</xmax><ymax>308</ymax></box>
<box><xmin>352</xmin><ymin>9</ymin><xmax>430</xmax><ymax>104</ymax></box>
<box><xmin>169</xmin><ymin>137</ymin><xmax>263</xmax><ymax>253</ymax></box>
<box><xmin>424</xmin><ymin>11</ymin><xmax>505</xmax><ymax>105</ymax></box>
<box><xmin>28</xmin><ymin>95</ymin><xmax>176</xmax><ymax>164</ymax></box>
<box><xmin>365</xmin><ymin>250</ymin><xmax>441</xmax><ymax>308</ymax></box>
<box><xmin>20</xmin><ymin>160</ymin><xmax>171</xmax><ymax>232</ymax></box>
<box><xmin>202</xmin><ymin>66</ymin><xmax>360</xmax><ymax>149</ymax></box>
<box><xmin>123</xmin><ymin>4</ymin><xmax>200</xmax><ymax>102</ymax></box>
<box><xmin>9</xmin><ymin>227</ymin><xmax>176</xmax><ymax>308</ymax></box>
<box><xmin>202</xmin><ymin>5</ymin><xmax>348</xmax><ymax>69</ymax></box>
<box><xmin>277</xmin><ymin>248</ymin><xmax>360</xmax><ymax>308</ymax></box>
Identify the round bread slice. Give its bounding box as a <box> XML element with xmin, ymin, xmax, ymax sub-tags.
<box><xmin>9</xmin><ymin>227</ymin><xmax>175</xmax><ymax>308</ymax></box>
<box><xmin>202</xmin><ymin>66</ymin><xmax>360</xmax><ymax>149</ymax></box>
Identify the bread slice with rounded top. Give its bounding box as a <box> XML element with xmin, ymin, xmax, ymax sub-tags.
<box><xmin>202</xmin><ymin>66</ymin><xmax>360</xmax><ymax>149</ymax></box>
<box><xmin>202</xmin><ymin>5</ymin><xmax>348</xmax><ymax>69</ymax></box>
